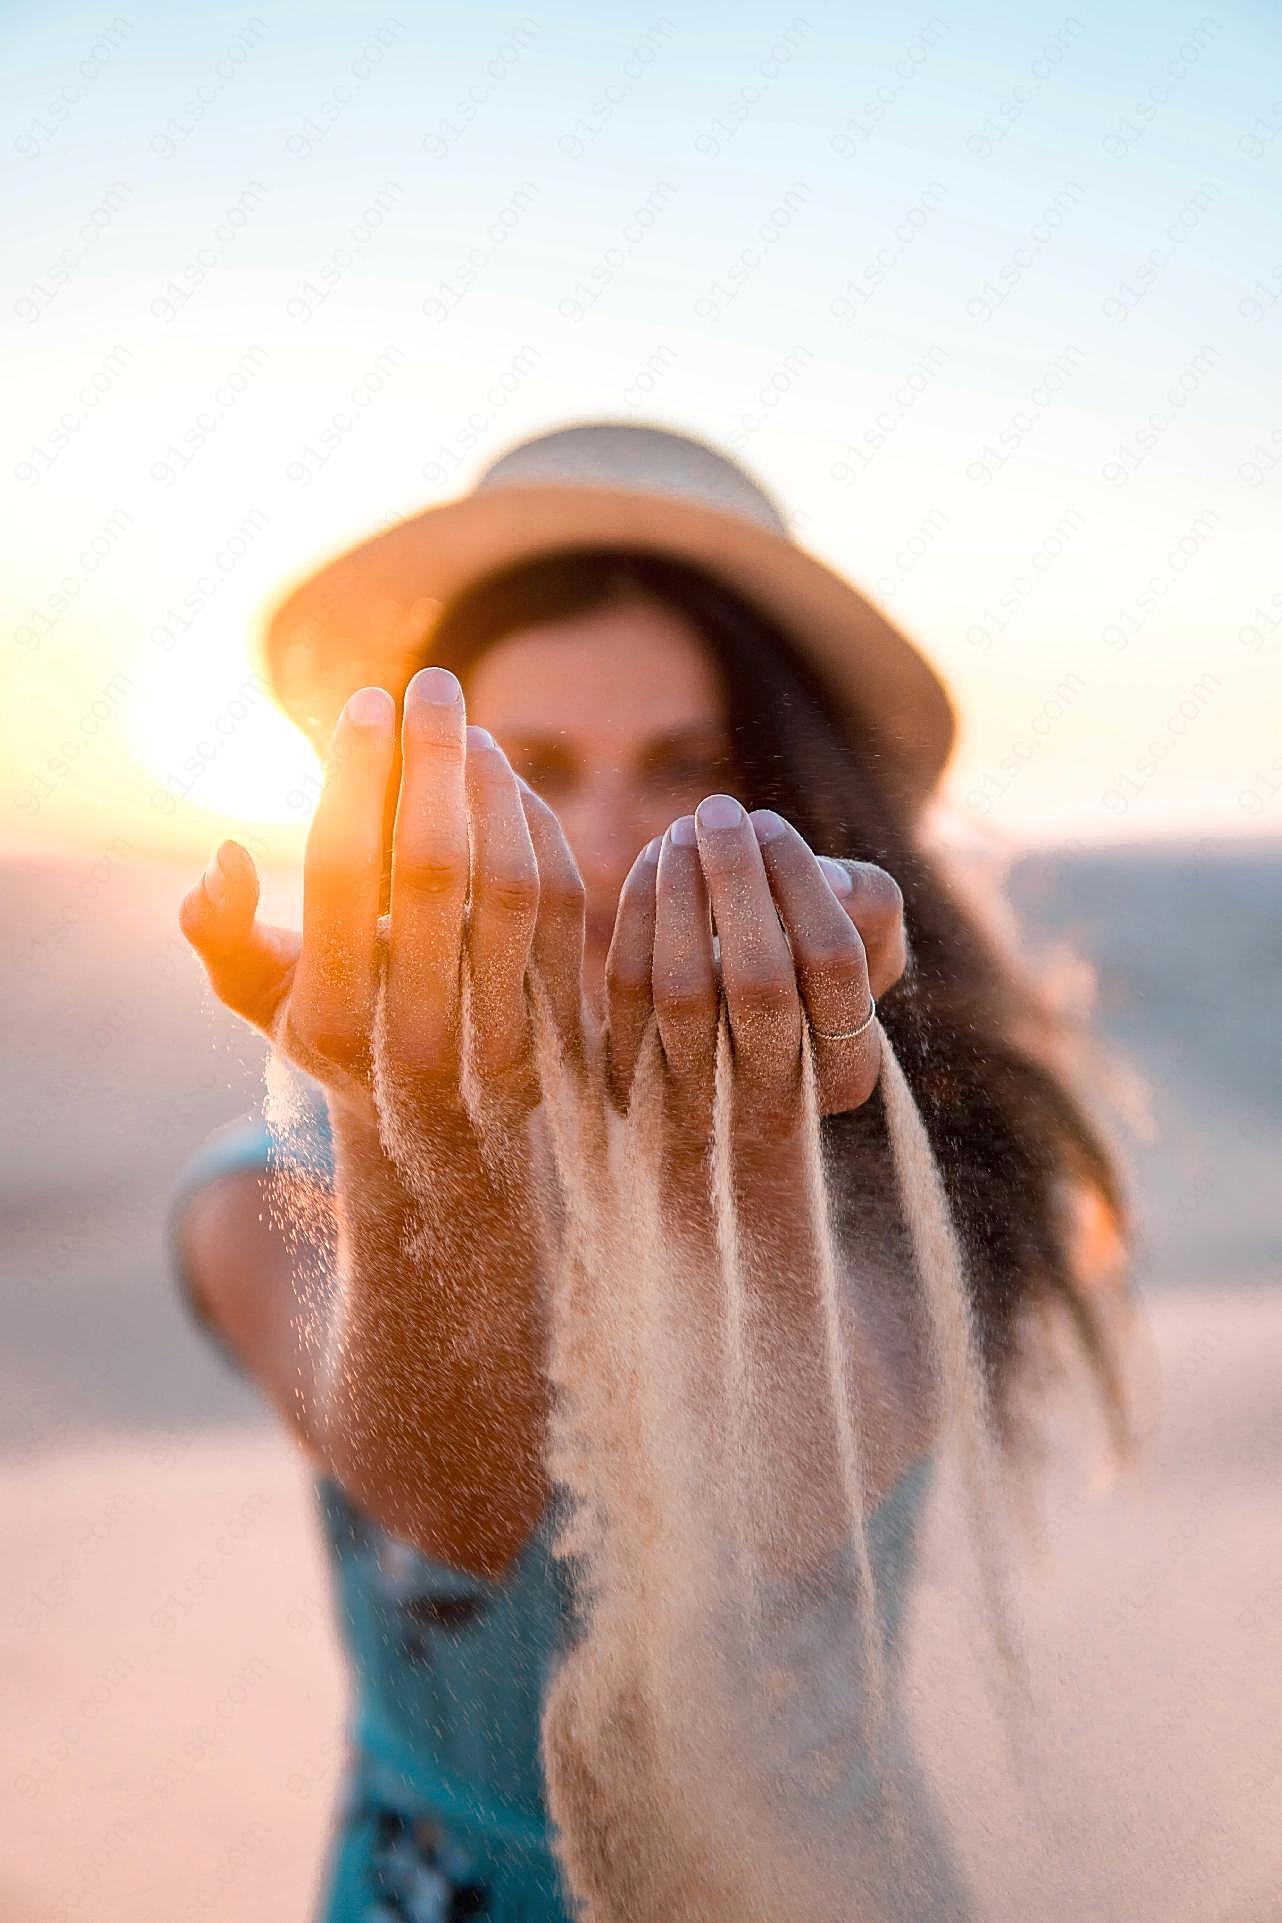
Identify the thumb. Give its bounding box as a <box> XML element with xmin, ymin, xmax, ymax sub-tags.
<box><xmin>817</xmin><ymin>856</ymin><xmax>911</xmax><ymax>995</ymax></box>
<box><xmin>178</xmin><ymin>839</ymin><xmax>301</xmax><ymax>1036</ymax></box>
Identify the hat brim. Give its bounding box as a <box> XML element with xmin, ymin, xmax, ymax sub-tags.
<box><xmin>263</xmin><ymin>483</ymin><xmax>956</xmax><ymax>817</ymax></box>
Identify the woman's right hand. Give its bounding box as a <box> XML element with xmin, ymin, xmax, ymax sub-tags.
<box><xmin>178</xmin><ymin>666</ymin><xmax>588</xmax><ymax>1160</ymax></box>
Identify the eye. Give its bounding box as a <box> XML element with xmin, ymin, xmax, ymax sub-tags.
<box><xmin>647</xmin><ymin>745</ymin><xmax>728</xmax><ymax>787</ymax></box>
<box><xmin>509</xmin><ymin>745</ymin><xmax>574</xmax><ymax>792</ymax></box>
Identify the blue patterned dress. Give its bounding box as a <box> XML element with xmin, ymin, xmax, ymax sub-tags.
<box><xmin>167</xmin><ymin>1074</ymin><xmax>973</xmax><ymax>1921</ymax></box>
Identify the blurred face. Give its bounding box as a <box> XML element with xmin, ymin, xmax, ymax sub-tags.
<box><xmin>463</xmin><ymin>595</ymin><xmax>734</xmax><ymax>989</ymax></box>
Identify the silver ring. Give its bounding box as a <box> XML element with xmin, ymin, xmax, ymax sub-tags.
<box><xmin>811</xmin><ymin>997</ymin><xmax>877</xmax><ymax>1043</ymax></box>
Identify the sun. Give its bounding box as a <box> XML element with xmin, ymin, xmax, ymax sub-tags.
<box><xmin>121</xmin><ymin>642</ymin><xmax>324</xmax><ymax>831</ymax></box>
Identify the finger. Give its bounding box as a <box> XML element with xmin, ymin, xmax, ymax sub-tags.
<box><xmin>750</xmin><ymin>811</ymin><xmax>880</xmax><ymax>1110</ymax></box>
<box><xmin>813</xmin><ymin>855</ymin><xmax>909</xmax><ymax>998</ymax></box>
<box><xmin>651</xmin><ymin>816</ymin><xmax>718</xmax><ymax>1118</ymax></box>
<box><xmin>386</xmin><ymin>666</ymin><xmax>469</xmax><ymax>1079</ymax></box>
<box><xmin>692</xmin><ymin>793</ymin><xmax>802</xmax><ymax>1094</ymax></box>
<box><xmin>178</xmin><ymin>837</ymin><xmax>258</xmax><ymax>960</ymax></box>
<box><xmin>517</xmin><ymin>777</ymin><xmax>587</xmax><ymax>1063</ymax></box>
<box><xmin>465</xmin><ymin>727</ymin><xmax>539</xmax><ymax>1086</ymax></box>
<box><xmin>603</xmin><ymin>837</ymin><xmax>661</xmax><ymax>1110</ymax></box>
<box><xmin>178</xmin><ymin>838</ymin><xmax>300</xmax><ymax>1036</ymax></box>
<box><xmin>290</xmin><ymin>687</ymin><xmax>397</xmax><ymax>1073</ymax></box>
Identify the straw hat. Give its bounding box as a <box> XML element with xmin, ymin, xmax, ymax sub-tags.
<box><xmin>262</xmin><ymin>420</ymin><xmax>956</xmax><ymax>816</ymax></box>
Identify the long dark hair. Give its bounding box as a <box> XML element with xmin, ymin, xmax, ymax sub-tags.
<box><xmin>381</xmin><ymin>544</ymin><xmax>1138</xmax><ymax>1474</ymax></box>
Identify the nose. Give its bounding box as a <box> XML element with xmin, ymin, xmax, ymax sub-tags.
<box><xmin>560</xmin><ymin>771</ymin><xmax>648</xmax><ymax>914</ymax></box>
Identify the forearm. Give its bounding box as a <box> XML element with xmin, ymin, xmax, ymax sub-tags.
<box><xmin>314</xmin><ymin>1098</ymin><xmax>551</xmax><ymax>1581</ymax></box>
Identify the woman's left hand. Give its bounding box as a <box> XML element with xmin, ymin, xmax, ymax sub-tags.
<box><xmin>604</xmin><ymin>794</ymin><xmax>909</xmax><ymax>1144</ymax></box>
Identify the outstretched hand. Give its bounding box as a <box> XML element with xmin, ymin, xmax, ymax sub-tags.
<box><xmin>177</xmin><ymin>669</ymin><xmax>587</xmax><ymax>1151</ymax></box>
<box><xmin>180</xmin><ymin>681</ymin><xmax>906</xmax><ymax>1164</ymax></box>
<box><xmin>604</xmin><ymin>794</ymin><xmax>909</xmax><ymax>1145</ymax></box>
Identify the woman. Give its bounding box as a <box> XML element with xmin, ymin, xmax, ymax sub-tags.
<box><xmin>170</xmin><ymin>420</ymin><xmax>1135</xmax><ymax>1922</ymax></box>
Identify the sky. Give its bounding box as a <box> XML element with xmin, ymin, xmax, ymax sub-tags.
<box><xmin>5</xmin><ymin>0</ymin><xmax>1281</xmax><ymax>869</ymax></box>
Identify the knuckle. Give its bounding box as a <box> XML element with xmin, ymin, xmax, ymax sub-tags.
<box><xmin>405</xmin><ymin>720</ymin><xmax>466</xmax><ymax>762</ymax></box>
<box><xmin>804</xmin><ymin>927</ymin><xmax>866</xmax><ymax>976</ymax></box>
<box><xmin>604</xmin><ymin>941</ymin><xmax>642</xmax><ymax>986</ymax></box>
<box><xmin>732</xmin><ymin>970</ymin><xmax>795</xmax><ymax>1022</ymax></box>
<box><xmin>541</xmin><ymin>867</ymin><xmax>586</xmax><ymax>916</ymax></box>
<box><xmin>653</xmin><ymin>973</ymin><xmax>716</xmax><ymax>1026</ymax></box>
<box><xmin>476</xmin><ymin>865</ymin><xmax>539</xmax><ymax>918</ymax></box>
<box><xmin>286</xmin><ymin>1006</ymin><xmax>360</xmax><ymax>1069</ymax></box>
<box><xmin>380</xmin><ymin>1033</ymin><xmax>455</xmax><ymax>1086</ymax></box>
<box><xmin>605</xmin><ymin>958</ymin><xmax>652</xmax><ymax>1007</ymax></box>
<box><xmin>393</xmin><ymin>845</ymin><xmax>467</xmax><ymax>896</ymax></box>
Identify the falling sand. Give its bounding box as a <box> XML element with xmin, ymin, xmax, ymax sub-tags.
<box><xmin>519</xmin><ymin>976</ymin><xmax>1037</xmax><ymax>1923</ymax></box>
<box><xmin>261</xmin><ymin>954</ymin><xmax>1046</xmax><ymax>1923</ymax></box>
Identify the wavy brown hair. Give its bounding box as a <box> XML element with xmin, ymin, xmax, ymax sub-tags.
<box><xmin>380</xmin><ymin>543</ymin><xmax>1139</xmax><ymax>1479</ymax></box>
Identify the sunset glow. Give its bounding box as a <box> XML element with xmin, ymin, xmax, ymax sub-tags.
<box><xmin>7</xmin><ymin>4</ymin><xmax>1280</xmax><ymax>862</ymax></box>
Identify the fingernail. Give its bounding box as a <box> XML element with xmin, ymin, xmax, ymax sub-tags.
<box><xmin>410</xmin><ymin>665</ymin><xmax>461</xmax><ymax>706</ymax></box>
<box><xmin>669</xmin><ymin>814</ymin><xmax>698</xmax><ymax>846</ymax></box>
<box><xmin>696</xmin><ymin>793</ymin><xmax>743</xmax><ymax>832</ymax></box>
<box><xmin>642</xmin><ymin>835</ymin><xmax>662</xmax><ymax>863</ymax></box>
<box><xmin>750</xmin><ymin>809</ymin><xmax>788</xmax><ymax>842</ymax></box>
<box><xmin>818</xmin><ymin>856</ymin><xmax>854</xmax><ymax>896</ymax></box>
<box><xmin>345</xmin><ymin>685</ymin><xmax>392</xmax><ymax>730</ymax></box>
<box><xmin>467</xmin><ymin>725</ymin><xmax>496</xmax><ymax>750</ymax></box>
<box><xmin>203</xmin><ymin>849</ymin><xmax>228</xmax><ymax>905</ymax></box>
